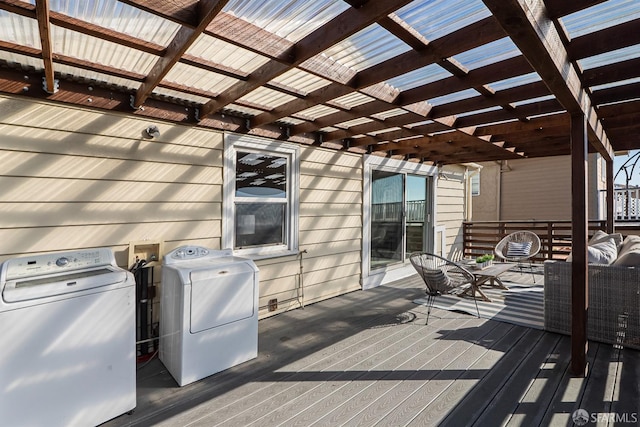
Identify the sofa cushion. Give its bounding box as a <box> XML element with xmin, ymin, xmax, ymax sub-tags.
<box><xmin>589</xmin><ymin>230</ymin><xmax>623</xmax><ymax>251</ymax></box>
<box><xmin>567</xmin><ymin>236</ymin><xmax>618</xmax><ymax>265</ymax></box>
<box><xmin>613</xmin><ymin>235</ymin><xmax>640</xmax><ymax>266</ymax></box>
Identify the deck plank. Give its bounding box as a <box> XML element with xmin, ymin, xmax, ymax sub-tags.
<box><xmin>102</xmin><ymin>271</ymin><xmax>640</xmax><ymax>427</ymax></box>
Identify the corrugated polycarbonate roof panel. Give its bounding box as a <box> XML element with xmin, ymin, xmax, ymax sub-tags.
<box><xmin>454</xmin><ymin>37</ymin><xmax>520</xmax><ymax>70</ymax></box>
<box><xmin>322</xmin><ymin>24</ymin><xmax>411</xmax><ymax>72</ymax></box>
<box><xmin>164</xmin><ymin>62</ymin><xmax>239</xmax><ymax>94</ymax></box>
<box><xmin>0</xmin><ymin>50</ymin><xmax>43</xmax><ymax>71</ymax></box>
<box><xmin>331</xmin><ymin>92</ymin><xmax>375</xmax><ymax>109</ymax></box>
<box><xmin>55</xmin><ymin>63</ymin><xmax>140</xmax><ymax>90</ymax></box>
<box><xmin>51</xmin><ymin>25</ymin><xmax>157</xmax><ymax>74</ymax></box>
<box><xmin>579</xmin><ymin>45</ymin><xmax>640</xmax><ymax>70</ymax></box>
<box><xmin>271</xmin><ymin>68</ymin><xmax>332</xmax><ymax>96</ymax></box>
<box><xmin>296</xmin><ymin>104</ymin><xmax>341</xmax><ymax>120</ymax></box>
<box><xmin>396</xmin><ymin>0</ymin><xmax>490</xmax><ymax>41</ymax></box>
<box><xmin>186</xmin><ymin>34</ymin><xmax>271</xmax><ymax>74</ymax></box>
<box><xmin>223</xmin><ymin>0</ymin><xmax>349</xmax><ymax>42</ymax></box>
<box><xmin>238</xmin><ymin>86</ymin><xmax>297</xmax><ymax>110</ymax></box>
<box><xmin>430</xmin><ymin>88</ymin><xmax>479</xmax><ymax>106</ymax></box>
<box><xmin>372</xmin><ymin>108</ymin><xmax>407</xmax><ymax>120</ymax></box>
<box><xmin>386</xmin><ymin>64</ymin><xmax>452</xmax><ymax>91</ymax></box>
<box><xmin>561</xmin><ymin>0</ymin><xmax>640</xmax><ymax>38</ymax></box>
<box><xmin>0</xmin><ymin>11</ymin><xmax>41</xmax><ymax>48</ymax></box>
<box><xmin>49</xmin><ymin>0</ymin><xmax>180</xmax><ymax>46</ymax></box>
<box><xmin>153</xmin><ymin>87</ymin><xmax>210</xmax><ymax>105</ymax></box>
<box><xmin>489</xmin><ymin>72</ymin><xmax>541</xmax><ymax>91</ymax></box>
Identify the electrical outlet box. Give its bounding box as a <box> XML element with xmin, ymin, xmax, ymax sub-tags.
<box><xmin>268</xmin><ymin>298</ymin><xmax>278</xmax><ymax>311</ymax></box>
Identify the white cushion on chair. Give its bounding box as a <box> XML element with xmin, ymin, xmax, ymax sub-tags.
<box><xmin>506</xmin><ymin>241</ymin><xmax>532</xmax><ymax>258</ymax></box>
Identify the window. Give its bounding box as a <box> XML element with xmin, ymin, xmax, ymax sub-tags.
<box><xmin>471</xmin><ymin>172</ymin><xmax>480</xmax><ymax>196</ymax></box>
<box><xmin>223</xmin><ymin>134</ymin><xmax>299</xmax><ymax>257</ymax></box>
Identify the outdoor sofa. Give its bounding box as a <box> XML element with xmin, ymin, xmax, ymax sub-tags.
<box><xmin>544</xmin><ymin>231</ymin><xmax>640</xmax><ymax>350</ymax></box>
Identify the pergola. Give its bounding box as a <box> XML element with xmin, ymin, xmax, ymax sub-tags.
<box><xmin>1</xmin><ymin>0</ymin><xmax>639</xmax><ymax>375</ymax></box>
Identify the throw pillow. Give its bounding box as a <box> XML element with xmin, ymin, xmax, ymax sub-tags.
<box><xmin>506</xmin><ymin>241</ymin><xmax>532</xmax><ymax>258</ymax></box>
<box><xmin>567</xmin><ymin>237</ymin><xmax>617</xmax><ymax>264</ymax></box>
<box><xmin>589</xmin><ymin>230</ymin><xmax>623</xmax><ymax>251</ymax></box>
<box><xmin>613</xmin><ymin>236</ymin><xmax>640</xmax><ymax>266</ymax></box>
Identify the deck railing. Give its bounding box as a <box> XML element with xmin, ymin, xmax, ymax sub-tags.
<box><xmin>463</xmin><ymin>220</ymin><xmax>608</xmax><ymax>261</ymax></box>
<box><xmin>613</xmin><ymin>188</ymin><xmax>640</xmax><ymax>220</ymax></box>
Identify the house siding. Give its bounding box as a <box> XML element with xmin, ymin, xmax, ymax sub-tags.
<box><xmin>0</xmin><ymin>95</ymin><xmax>361</xmax><ymax>319</ymax></box>
<box><xmin>474</xmin><ymin>155</ymin><xmax>603</xmax><ymax>221</ymax></box>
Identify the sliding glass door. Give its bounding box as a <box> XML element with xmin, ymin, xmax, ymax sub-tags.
<box><xmin>370</xmin><ymin>171</ymin><xmax>432</xmax><ymax>270</ymax></box>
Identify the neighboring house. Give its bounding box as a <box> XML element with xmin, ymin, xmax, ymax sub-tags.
<box><xmin>0</xmin><ymin>95</ymin><xmax>471</xmax><ymax>317</ymax></box>
<box><xmin>471</xmin><ymin>155</ymin><xmax>607</xmax><ymax>222</ymax></box>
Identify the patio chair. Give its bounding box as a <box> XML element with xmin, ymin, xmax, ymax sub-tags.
<box><xmin>409</xmin><ymin>252</ymin><xmax>479</xmax><ymax>325</ymax></box>
<box><xmin>494</xmin><ymin>230</ymin><xmax>541</xmax><ymax>283</ymax></box>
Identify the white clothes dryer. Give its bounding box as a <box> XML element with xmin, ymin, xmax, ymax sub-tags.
<box><xmin>0</xmin><ymin>248</ymin><xmax>136</xmax><ymax>427</ymax></box>
<box><xmin>160</xmin><ymin>246</ymin><xmax>259</xmax><ymax>386</ymax></box>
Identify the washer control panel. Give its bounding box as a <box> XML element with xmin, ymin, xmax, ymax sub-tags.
<box><xmin>3</xmin><ymin>248</ymin><xmax>115</xmax><ymax>280</ymax></box>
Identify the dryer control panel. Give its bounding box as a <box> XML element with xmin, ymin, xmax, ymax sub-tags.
<box><xmin>2</xmin><ymin>248</ymin><xmax>115</xmax><ymax>281</ymax></box>
<box><xmin>164</xmin><ymin>246</ymin><xmax>233</xmax><ymax>265</ymax></box>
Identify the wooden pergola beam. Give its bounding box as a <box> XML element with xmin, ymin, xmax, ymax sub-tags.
<box><xmin>34</xmin><ymin>0</ymin><xmax>55</xmax><ymax>93</ymax></box>
<box><xmin>133</xmin><ymin>0</ymin><xmax>228</xmax><ymax>108</ymax></box>
<box><xmin>198</xmin><ymin>0</ymin><xmax>414</xmax><ymax>118</ymax></box>
<box><xmin>482</xmin><ymin>0</ymin><xmax>613</xmax><ymax>161</ymax></box>
<box><xmin>544</xmin><ymin>0</ymin><xmax>607</xmax><ymax>19</ymax></box>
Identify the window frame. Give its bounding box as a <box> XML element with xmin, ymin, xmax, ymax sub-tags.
<box><xmin>223</xmin><ymin>133</ymin><xmax>299</xmax><ymax>259</ymax></box>
<box><xmin>471</xmin><ymin>172</ymin><xmax>480</xmax><ymax>196</ymax></box>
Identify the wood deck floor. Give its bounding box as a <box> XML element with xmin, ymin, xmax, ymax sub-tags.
<box><xmin>104</xmin><ymin>270</ymin><xmax>640</xmax><ymax>427</ymax></box>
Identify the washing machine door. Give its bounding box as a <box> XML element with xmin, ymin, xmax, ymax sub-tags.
<box><xmin>189</xmin><ymin>262</ymin><xmax>256</xmax><ymax>334</ymax></box>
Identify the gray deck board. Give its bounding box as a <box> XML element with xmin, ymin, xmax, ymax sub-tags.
<box><xmin>103</xmin><ymin>270</ymin><xmax>640</xmax><ymax>427</ymax></box>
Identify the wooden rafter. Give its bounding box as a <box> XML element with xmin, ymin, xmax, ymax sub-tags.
<box><xmin>133</xmin><ymin>0</ymin><xmax>228</xmax><ymax>108</ymax></box>
<box><xmin>568</xmin><ymin>17</ymin><xmax>640</xmax><ymax>61</ymax></box>
<box><xmin>545</xmin><ymin>0</ymin><xmax>607</xmax><ymax>19</ymax></box>
<box><xmin>198</xmin><ymin>0</ymin><xmax>414</xmax><ymax>118</ymax></box>
<box><xmin>483</xmin><ymin>0</ymin><xmax>613</xmax><ymax>161</ymax></box>
<box><xmin>34</xmin><ymin>0</ymin><xmax>54</xmax><ymax>93</ymax></box>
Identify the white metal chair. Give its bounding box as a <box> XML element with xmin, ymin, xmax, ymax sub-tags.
<box><xmin>494</xmin><ymin>230</ymin><xmax>541</xmax><ymax>283</ymax></box>
<box><xmin>409</xmin><ymin>252</ymin><xmax>479</xmax><ymax>325</ymax></box>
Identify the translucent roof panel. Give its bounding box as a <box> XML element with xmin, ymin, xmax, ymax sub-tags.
<box><xmin>561</xmin><ymin>0</ymin><xmax>640</xmax><ymax>38</ymax></box>
<box><xmin>386</xmin><ymin>64</ymin><xmax>452</xmax><ymax>91</ymax></box>
<box><xmin>55</xmin><ymin>63</ymin><xmax>140</xmax><ymax>90</ymax></box>
<box><xmin>295</xmin><ymin>104</ymin><xmax>341</xmax><ymax>120</ymax></box>
<box><xmin>579</xmin><ymin>45</ymin><xmax>640</xmax><ymax>70</ymax></box>
<box><xmin>456</xmin><ymin>106</ymin><xmax>502</xmax><ymax>117</ymax></box>
<box><xmin>330</xmin><ymin>92</ymin><xmax>375</xmax><ymax>109</ymax></box>
<box><xmin>238</xmin><ymin>87</ymin><xmax>298</xmax><ymax>110</ymax></box>
<box><xmin>153</xmin><ymin>87</ymin><xmax>210</xmax><ymax>105</ymax></box>
<box><xmin>489</xmin><ymin>72</ymin><xmax>541</xmax><ymax>91</ymax></box>
<box><xmin>429</xmin><ymin>88</ymin><xmax>479</xmax><ymax>106</ymax></box>
<box><xmin>271</xmin><ymin>68</ymin><xmax>331</xmax><ymax>96</ymax></box>
<box><xmin>371</xmin><ymin>109</ymin><xmax>407</xmax><ymax>120</ymax></box>
<box><xmin>51</xmin><ymin>26</ymin><xmax>157</xmax><ymax>74</ymax></box>
<box><xmin>454</xmin><ymin>37</ymin><xmax>520</xmax><ymax>70</ymax></box>
<box><xmin>512</xmin><ymin>95</ymin><xmax>555</xmax><ymax>107</ymax></box>
<box><xmin>0</xmin><ymin>50</ymin><xmax>43</xmax><ymax>71</ymax></box>
<box><xmin>223</xmin><ymin>0</ymin><xmax>349</xmax><ymax>43</ymax></box>
<box><xmin>322</xmin><ymin>24</ymin><xmax>411</xmax><ymax>71</ymax></box>
<box><xmin>0</xmin><ymin>11</ymin><xmax>40</xmax><ymax>48</ymax></box>
<box><xmin>49</xmin><ymin>0</ymin><xmax>180</xmax><ymax>46</ymax></box>
<box><xmin>164</xmin><ymin>62</ymin><xmax>240</xmax><ymax>95</ymax></box>
<box><xmin>395</xmin><ymin>0</ymin><xmax>491</xmax><ymax>41</ymax></box>
<box><xmin>335</xmin><ymin>117</ymin><xmax>373</xmax><ymax>128</ymax></box>
<box><xmin>591</xmin><ymin>77</ymin><xmax>640</xmax><ymax>91</ymax></box>
<box><xmin>186</xmin><ymin>34</ymin><xmax>270</xmax><ymax>74</ymax></box>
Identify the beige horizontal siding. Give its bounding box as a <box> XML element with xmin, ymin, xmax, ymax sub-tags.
<box><xmin>0</xmin><ymin>95</ymin><xmax>366</xmax><ymax>321</ymax></box>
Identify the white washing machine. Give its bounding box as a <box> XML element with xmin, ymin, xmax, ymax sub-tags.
<box><xmin>0</xmin><ymin>248</ymin><xmax>136</xmax><ymax>427</ymax></box>
<box><xmin>160</xmin><ymin>246</ymin><xmax>259</xmax><ymax>387</ymax></box>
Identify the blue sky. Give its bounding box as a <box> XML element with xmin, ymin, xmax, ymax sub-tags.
<box><xmin>614</xmin><ymin>150</ymin><xmax>640</xmax><ymax>186</ymax></box>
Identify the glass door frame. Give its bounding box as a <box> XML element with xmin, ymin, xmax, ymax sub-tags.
<box><xmin>362</xmin><ymin>155</ymin><xmax>437</xmax><ymax>290</ymax></box>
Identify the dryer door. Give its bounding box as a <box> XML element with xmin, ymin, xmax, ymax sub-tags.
<box><xmin>189</xmin><ymin>262</ymin><xmax>256</xmax><ymax>333</ymax></box>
